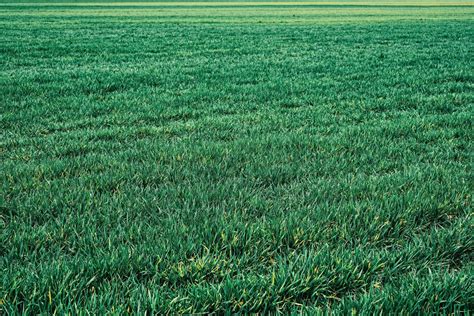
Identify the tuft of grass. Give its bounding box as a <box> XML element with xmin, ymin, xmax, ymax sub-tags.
<box><xmin>1</xmin><ymin>1</ymin><xmax>473</xmax><ymax>314</ymax></box>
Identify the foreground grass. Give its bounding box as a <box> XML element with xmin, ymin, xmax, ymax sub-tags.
<box><xmin>1</xmin><ymin>1</ymin><xmax>473</xmax><ymax>314</ymax></box>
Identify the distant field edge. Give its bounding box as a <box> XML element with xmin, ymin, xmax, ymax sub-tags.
<box><xmin>1</xmin><ymin>1</ymin><xmax>473</xmax><ymax>6</ymax></box>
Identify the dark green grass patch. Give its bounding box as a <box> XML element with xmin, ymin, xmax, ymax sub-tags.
<box><xmin>1</xmin><ymin>2</ymin><xmax>473</xmax><ymax>314</ymax></box>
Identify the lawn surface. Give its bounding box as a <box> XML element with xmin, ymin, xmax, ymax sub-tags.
<box><xmin>1</xmin><ymin>1</ymin><xmax>473</xmax><ymax>314</ymax></box>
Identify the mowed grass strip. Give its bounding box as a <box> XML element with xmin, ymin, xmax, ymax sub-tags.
<box><xmin>1</xmin><ymin>3</ymin><xmax>473</xmax><ymax>24</ymax></box>
<box><xmin>1</xmin><ymin>1</ymin><xmax>473</xmax><ymax>314</ymax></box>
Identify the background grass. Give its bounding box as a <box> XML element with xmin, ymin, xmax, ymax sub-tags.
<box><xmin>1</xmin><ymin>1</ymin><xmax>473</xmax><ymax>314</ymax></box>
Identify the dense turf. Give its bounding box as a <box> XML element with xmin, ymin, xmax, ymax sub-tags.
<box><xmin>1</xmin><ymin>1</ymin><xmax>473</xmax><ymax>314</ymax></box>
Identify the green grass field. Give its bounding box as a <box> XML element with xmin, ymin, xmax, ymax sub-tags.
<box><xmin>1</xmin><ymin>1</ymin><xmax>473</xmax><ymax>314</ymax></box>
